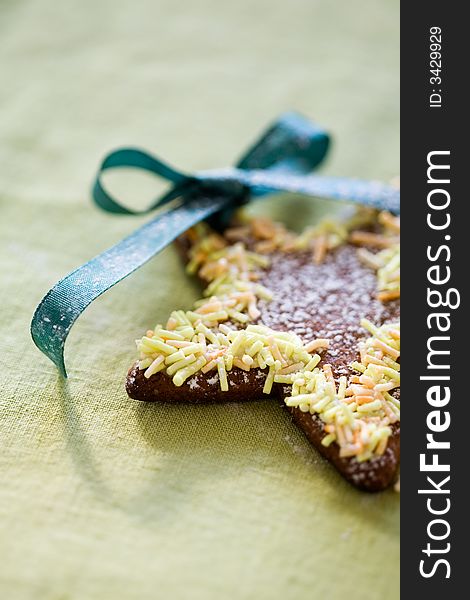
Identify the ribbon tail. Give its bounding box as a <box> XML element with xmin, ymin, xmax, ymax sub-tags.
<box><xmin>236</xmin><ymin>171</ymin><xmax>400</xmax><ymax>215</ymax></box>
<box><xmin>31</xmin><ymin>193</ymin><xmax>232</xmax><ymax>376</ymax></box>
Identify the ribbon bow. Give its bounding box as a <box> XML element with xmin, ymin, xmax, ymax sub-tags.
<box><xmin>31</xmin><ymin>112</ymin><xmax>399</xmax><ymax>376</ymax></box>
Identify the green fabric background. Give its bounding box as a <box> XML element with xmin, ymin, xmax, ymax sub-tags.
<box><xmin>0</xmin><ymin>1</ymin><xmax>399</xmax><ymax>598</ymax></box>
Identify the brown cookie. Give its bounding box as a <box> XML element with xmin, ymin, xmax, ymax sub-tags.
<box><xmin>126</xmin><ymin>226</ymin><xmax>400</xmax><ymax>492</ymax></box>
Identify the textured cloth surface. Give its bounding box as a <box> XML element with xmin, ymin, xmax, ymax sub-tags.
<box><xmin>0</xmin><ymin>1</ymin><xmax>399</xmax><ymax>599</ymax></box>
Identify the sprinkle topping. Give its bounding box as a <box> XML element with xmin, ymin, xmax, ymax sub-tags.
<box><xmin>284</xmin><ymin>319</ymin><xmax>400</xmax><ymax>461</ymax></box>
<box><xmin>136</xmin><ymin>211</ymin><xmax>400</xmax><ymax>462</ymax></box>
<box><xmin>138</xmin><ymin>318</ymin><xmax>328</xmax><ymax>392</ymax></box>
<box><xmin>355</xmin><ymin>211</ymin><xmax>400</xmax><ymax>302</ymax></box>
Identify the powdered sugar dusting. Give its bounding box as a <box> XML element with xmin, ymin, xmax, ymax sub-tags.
<box><xmin>206</xmin><ymin>374</ymin><xmax>219</xmax><ymax>386</ymax></box>
<box><xmin>256</xmin><ymin>245</ymin><xmax>399</xmax><ymax>376</ymax></box>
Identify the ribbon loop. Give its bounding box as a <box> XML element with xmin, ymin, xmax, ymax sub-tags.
<box><xmin>237</xmin><ymin>111</ymin><xmax>329</xmax><ymax>174</ymax></box>
<box><xmin>93</xmin><ymin>147</ymin><xmax>194</xmax><ymax>215</ymax></box>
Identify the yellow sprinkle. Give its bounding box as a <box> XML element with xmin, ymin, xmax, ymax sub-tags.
<box><xmin>144</xmin><ymin>355</ymin><xmax>165</xmax><ymax>378</ymax></box>
<box><xmin>165</xmin><ymin>350</ymin><xmax>185</xmax><ymax>365</ymax></box>
<box><xmin>201</xmin><ymin>359</ymin><xmax>218</xmax><ymax>373</ymax></box>
<box><xmin>229</xmin><ymin>310</ymin><xmax>250</xmax><ymax>323</ymax></box>
<box><xmin>217</xmin><ymin>358</ymin><xmax>229</xmax><ymax>391</ymax></box>
<box><xmin>304</xmin><ymin>339</ymin><xmax>329</xmax><ymax>352</ymax></box>
<box><xmin>304</xmin><ymin>354</ymin><xmax>321</xmax><ymax>372</ymax></box>
<box><xmin>166</xmin><ymin>340</ymin><xmax>193</xmax><ymax>348</ymax></box>
<box><xmin>157</xmin><ymin>329</ymin><xmax>185</xmax><ymax>341</ymax></box>
<box><xmin>224</xmin><ymin>353</ymin><xmax>233</xmax><ymax>371</ymax></box>
<box><xmin>257</xmin><ymin>354</ymin><xmax>266</xmax><ymax>370</ymax></box>
<box><xmin>232</xmin><ymin>358</ymin><xmax>251</xmax><ymax>371</ymax></box>
<box><xmin>195</xmin><ymin>323</ymin><xmax>219</xmax><ymax>345</ymax></box>
<box><xmin>285</xmin><ymin>393</ymin><xmax>315</xmax><ymax>406</ymax></box>
<box><xmin>321</xmin><ymin>433</ymin><xmax>336</xmax><ymax>447</ymax></box>
<box><xmin>337</xmin><ymin>376</ymin><xmax>347</xmax><ymax>399</ymax></box>
<box><xmin>173</xmin><ymin>356</ymin><xmax>207</xmax><ymax>386</ymax></box>
<box><xmin>242</xmin><ymin>354</ymin><xmax>254</xmax><ymax>367</ymax></box>
<box><xmin>141</xmin><ymin>337</ymin><xmax>176</xmax><ymax>355</ymax></box>
<box><xmin>166</xmin><ymin>317</ymin><xmax>178</xmax><ymax>330</ymax></box>
<box><xmin>263</xmin><ymin>365</ymin><xmax>276</xmax><ymax>395</ymax></box>
<box><xmin>218</xmin><ymin>324</ymin><xmax>232</xmax><ymax>335</ymax></box>
<box><xmin>138</xmin><ymin>358</ymin><xmax>152</xmax><ymax>370</ymax></box>
<box><xmin>374</xmin><ymin>365</ymin><xmax>400</xmax><ymax>382</ymax></box>
<box><xmin>350</xmin><ymin>361</ymin><xmax>366</xmax><ymax>373</ymax></box>
<box><xmin>279</xmin><ymin>362</ymin><xmax>304</xmax><ymax>375</ymax></box>
<box><xmin>357</xmin><ymin>400</ymin><xmax>383</xmax><ymax>413</ymax></box>
<box><xmin>247</xmin><ymin>339</ymin><xmax>264</xmax><ymax>357</ymax></box>
<box><xmin>229</xmin><ymin>331</ymin><xmax>245</xmax><ymax>356</ymax></box>
<box><xmin>274</xmin><ymin>374</ymin><xmax>294</xmax><ymax>385</ymax></box>
<box><xmin>167</xmin><ymin>354</ymin><xmax>197</xmax><ymax>376</ymax></box>
<box><xmin>181</xmin><ymin>343</ymin><xmax>203</xmax><ymax>355</ymax></box>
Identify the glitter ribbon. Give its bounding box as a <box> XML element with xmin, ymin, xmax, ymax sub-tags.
<box><xmin>31</xmin><ymin>112</ymin><xmax>399</xmax><ymax>375</ymax></box>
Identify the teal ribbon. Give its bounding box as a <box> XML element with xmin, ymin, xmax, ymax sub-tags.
<box><xmin>31</xmin><ymin>112</ymin><xmax>399</xmax><ymax>376</ymax></box>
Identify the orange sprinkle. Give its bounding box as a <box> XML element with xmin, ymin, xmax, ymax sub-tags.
<box><xmin>376</xmin><ymin>436</ymin><xmax>388</xmax><ymax>455</ymax></box>
<box><xmin>267</xmin><ymin>337</ymin><xmax>283</xmax><ymax>364</ymax></box>
<box><xmin>201</xmin><ymin>359</ymin><xmax>218</xmax><ymax>373</ymax></box>
<box><xmin>323</xmin><ymin>364</ymin><xmax>334</xmax><ymax>383</ymax></box>
<box><xmin>233</xmin><ymin>358</ymin><xmax>251</xmax><ymax>371</ymax></box>
<box><xmin>254</xmin><ymin>240</ymin><xmax>277</xmax><ymax>254</ymax></box>
<box><xmin>279</xmin><ymin>362</ymin><xmax>304</xmax><ymax>375</ymax></box>
<box><xmin>363</xmin><ymin>355</ymin><xmax>387</xmax><ymax>367</ymax></box>
<box><xmin>377</xmin><ymin>289</ymin><xmax>400</xmax><ymax>302</ymax></box>
<box><xmin>373</xmin><ymin>339</ymin><xmax>400</xmax><ymax>360</ymax></box>
<box><xmin>166</xmin><ymin>340</ymin><xmax>193</xmax><ymax>348</ymax></box>
<box><xmin>351</xmin><ymin>385</ymin><xmax>374</xmax><ymax>396</ymax></box>
<box><xmin>358</xmin><ymin>374</ymin><xmax>376</xmax><ymax>388</ymax></box>
<box><xmin>336</xmin><ymin>425</ymin><xmax>346</xmax><ymax>447</ymax></box>
<box><xmin>224</xmin><ymin>226</ymin><xmax>250</xmax><ymax>241</ymax></box>
<box><xmin>186</xmin><ymin>227</ymin><xmax>200</xmax><ymax>243</ymax></box>
<box><xmin>355</xmin><ymin>395</ymin><xmax>376</xmax><ymax>405</ymax></box>
<box><xmin>304</xmin><ymin>339</ymin><xmax>329</xmax><ymax>352</ymax></box>
<box><xmin>166</xmin><ymin>318</ymin><xmax>177</xmax><ymax>330</ymax></box>
<box><xmin>206</xmin><ymin>349</ymin><xmax>226</xmax><ymax>360</ymax></box>
<box><xmin>196</xmin><ymin>301</ymin><xmax>222</xmax><ymax>314</ymax></box>
<box><xmin>251</xmin><ymin>217</ymin><xmax>279</xmax><ymax>240</ymax></box>
<box><xmin>378</xmin><ymin>211</ymin><xmax>401</xmax><ymax>233</ymax></box>
<box><xmin>349</xmin><ymin>231</ymin><xmax>395</xmax><ymax>248</ymax></box>
<box><xmin>313</xmin><ymin>234</ymin><xmax>327</xmax><ymax>264</ymax></box>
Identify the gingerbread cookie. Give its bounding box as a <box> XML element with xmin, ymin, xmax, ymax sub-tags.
<box><xmin>126</xmin><ymin>209</ymin><xmax>400</xmax><ymax>492</ymax></box>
